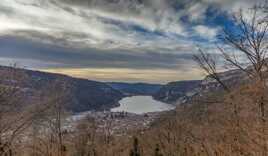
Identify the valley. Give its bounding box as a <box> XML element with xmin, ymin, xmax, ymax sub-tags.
<box><xmin>0</xmin><ymin>65</ymin><xmax>195</xmax><ymax>113</ymax></box>
<box><xmin>1</xmin><ymin>1</ymin><xmax>267</xmax><ymax>155</ymax></box>
<box><xmin>0</xmin><ymin>56</ymin><xmax>267</xmax><ymax>156</ymax></box>
<box><xmin>0</xmin><ymin>66</ymin><xmax>188</xmax><ymax>137</ymax></box>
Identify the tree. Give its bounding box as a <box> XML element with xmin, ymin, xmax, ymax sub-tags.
<box><xmin>23</xmin><ymin>78</ymin><xmax>72</xmax><ymax>156</ymax></box>
<box><xmin>0</xmin><ymin>66</ymin><xmax>37</xmax><ymax>156</ymax></box>
<box><xmin>129</xmin><ymin>137</ymin><xmax>141</xmax><ymax>156</ymax></box>
<box><xmin>45</xmin><ymin>79</ymin><xmax>70</xmax><ymax>156</ymax></box>
<box><xmin>0</xmin><ymin>66</ymin><xmax>54</xmax><ymax>156</ymax></box>
<box><xmin>193</xmin><ymin>5</ymin><xmax>268</xmax><ymax>156</ymax></box>
<box><xmin>153</xmin><ymin>144</ymin><xmax>163</xmax><ymax>156</ymax></box>
<box><xmin>73</xmin><ymin>116</ymin><xmax>97</xmax><ymax>156</ymax></box>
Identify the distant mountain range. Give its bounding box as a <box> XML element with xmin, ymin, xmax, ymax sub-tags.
<box><xmin>0</xmin><ymin>66</ymin><xmax>166</xmax><ymax>113</ymax></box>
<box><xmin>0</xmin><ymin>65</ymin><xmax>247</xmax><ymax>113</ymax></box>
<box><xmin>107</xmin><ymin>82</ymin><xmax>162</xmax><ymax>96</ymax></box>
<box><xmin>152</xmin><ymin>69</ymin><xmax>247</xmax><ymax>104</ymax></box>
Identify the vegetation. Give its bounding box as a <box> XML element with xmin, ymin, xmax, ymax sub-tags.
<box><xmin>1</xmin><ymin>3</ymin><xmax>268</xmax><ymax>156</ymax></box>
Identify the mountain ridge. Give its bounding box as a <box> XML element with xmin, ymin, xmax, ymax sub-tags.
<box><xmin>153</xmin><ymin>80</ymin><xmax>202</xmax><ymax>104</ymax></box>
<box><xmin>107</xmin><ymin>82</ymin><xmax>162</xmax><ymax>96</ymax></box>
<box><xmin>0</xmin><ymin>66</ymin><xmax>124</xmax><ymax>113</ymax></box>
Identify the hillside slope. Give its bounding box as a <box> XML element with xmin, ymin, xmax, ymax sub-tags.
<box><xmin>153</xmin><ymin>80</ymin><xmax>201</xmax><ymax>104</ymax></box>
<box><xmin>0</xmin><ymin>66</ymin><xmax>124</xmax><ymax>112</ymax></box>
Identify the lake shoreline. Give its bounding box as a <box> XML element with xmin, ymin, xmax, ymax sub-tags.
<box><xmin>111</xmin><ymin>96</ymin><xmax>176</xmax><ymax>114</ymax></box>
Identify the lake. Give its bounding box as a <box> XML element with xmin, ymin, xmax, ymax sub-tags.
<box><xmin>111</xmin><ymin>96</ymin><xmax>175</xmax><ymax>114</ymax></box>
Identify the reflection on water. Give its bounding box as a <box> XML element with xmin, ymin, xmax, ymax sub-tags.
<box><xmin>111</xmin><ymin>96</ymin><xmax>175</xmax><ymax>114</ymax></box>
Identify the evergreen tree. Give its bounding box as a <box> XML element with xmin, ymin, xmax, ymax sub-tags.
<box><xmin>130</xmin><ymin>137</ymin><xmax>141</xmax><ymax>156</ymax></box>
<box><xmin>154</xmin><ymin>144</ymin><xmax>163</xmax><ymax>156</ymax></box>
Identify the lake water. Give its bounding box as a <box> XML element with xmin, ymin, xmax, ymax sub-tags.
<box><xmin>111</xmin><ymin>96</ymin><xmax>175</xmax><ymax>114</ymax></box>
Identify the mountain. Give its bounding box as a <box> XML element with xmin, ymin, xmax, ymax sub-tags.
<box><xmin>153</xmin><ymin>68</ymin><xmax>249</xmax><ymax>105</ymax></box>
<box><xmin>0</xmin><ymin>66</ymin><xmax>124</xmax><ymax>113</ymax></box>
<box><xmin>153</xmin><ymin>80</ymin><xmax>202</xmax><ymax>104</ymax></box>
<box><xmin>0</xmin><ymin>65</ymin><xmax>246</xmax><ymax>113</ymax></box>
<box><xmin>107</xmin><ymin>82</ymin><xmax>162</xmax><ymax>96</ymax></box>
<box><xmin>199</xmin><ymin>69</ymin><xmax>247</xmax><ymax>93</ymax></box>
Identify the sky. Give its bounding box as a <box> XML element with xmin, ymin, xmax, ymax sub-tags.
<box><xmin>0</xmin><ymin>0</ymin><xmax>263</xmax><ymax>84</ymax></box>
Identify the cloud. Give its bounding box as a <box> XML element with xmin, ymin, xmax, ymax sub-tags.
<box><xmin>42</xmin><ymin>67</ymin><xmax>204</xmax><ymax>84</ymax></box>
<box><xmin>193</xmin><ymin>25</ymin><xmax>219</xmax><ymax>40</ymax></box>
<box><xmin>0</xmin><ymin>37</ymin><xmax>196</xmax><ymax>70</ymax></box>
<box><xmin>0</xmin><ymin>0</ymin><xmax>260</xmax><ymax>49</ymax></box>
<box><xmin>0</xmin><ymin>0</ymin><xmax>264</xmax><ymax>83</ymax></box>
<box><xmin>204</xmin><ymin>0</ymin><xmax>261</xmax><ymax>12</ymax></box>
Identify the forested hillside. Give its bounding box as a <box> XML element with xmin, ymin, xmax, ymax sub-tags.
<box><xmin>0</xmin><ymin>66</ymin><xmax>124</xmax><ymax>112</ymax></box>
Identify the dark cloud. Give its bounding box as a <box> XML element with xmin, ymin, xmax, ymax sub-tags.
<box><xmin>0</xmin><ymin>36</ymin><xmax>196</xmax><ymax>70</ymax></box>
<box><xmin>0</xmin><ymin>0</ymin><xmax>263</xmax><ymax>82</ymax></box>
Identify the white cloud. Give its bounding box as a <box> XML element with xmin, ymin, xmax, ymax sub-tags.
<box><xmin>187</xmin><ymin>2</ymin><xmax>209</xmax><ymax>22</ymax></box>
<box><xmin>193</xmin><ymin>25</ymin><xmax>219</xmax><ymax>40</ymax></box>
<box><xmin>0</xmin><ymin>0</ymin><xmax>187</xmax><ymax>49</ymax></box>
<box><xmin>0</xmin><ymin>0</ymin><xmax>263</xmax><ymax>82</ymax></box>
<box><xmin>203</xmin><ymin>0</ymin><xmax>263</xmax><ymax>13</ymax></box>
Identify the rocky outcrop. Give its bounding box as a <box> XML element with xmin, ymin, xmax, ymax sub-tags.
<box><xmin>153</xmin><ymin>80</ymin><xmax>201</xmax><ymax>104</ymax></box>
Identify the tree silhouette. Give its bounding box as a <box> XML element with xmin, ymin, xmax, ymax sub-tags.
<box><xmin>129</xmin><ymin>137</ymin><xmax>141</xmax><ymax>156</ymax></box>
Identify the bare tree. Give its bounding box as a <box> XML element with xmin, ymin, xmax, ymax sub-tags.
<box><xmin>221</xmin><ymin>7</ymin><xmax>268</xmax><ymax>156</ymax></box>
<box><xmin>193</xmin><ymin>49</ymin><xmax>230</xmax><ymax>92</ymax></box>
<box><xmin>72</xmin><ymin>116</ymin><xmax>97</xmax><ymax>156</ymax></box>
<box><xmin>0</xmin><ymin>66</ymin><xmax>54</xmax><ymax>156</ymax></box>
<box><xmin>194</xmin><ymin>5</ymin><xmax>268</xmax><ymax>155</ymax></box>
<box><xmin>44</xmin><ymin>79</ymin><xmax>70</xmax><ymax>156</ymax></box>
<box><xmin>0</xmin><ymin>66</ymin><xmax>37</xmax><ymax>156</ymax></box>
